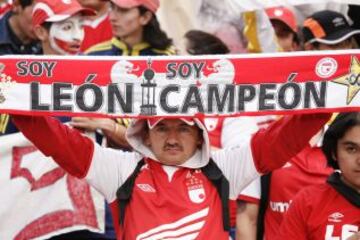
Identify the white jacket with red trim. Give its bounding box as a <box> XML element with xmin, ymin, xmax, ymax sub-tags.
<box><xmin>12</xmin><ymin>113</ymin><xmax>330</xmax><ymax>239</ymax></box>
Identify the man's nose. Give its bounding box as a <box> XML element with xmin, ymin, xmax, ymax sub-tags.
<box><xmin>166</xmin><ymin>130</ymin><xmax>179</xmax><ymax>144</ymax></box>
<box><xmin>72</xmin><ymin>27</ymin><xmax>84</xmax><ymax>42</ymax></box>
<box><xmin>356</xmin><ymin>153</ymin><xmax>360</xmax><ymax>165</ymax></box>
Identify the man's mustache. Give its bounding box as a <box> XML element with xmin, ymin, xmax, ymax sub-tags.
<box><xmin>163</xmin><ymin>143</ymin><xmax>182</xmax><ymax>150</ymax></box>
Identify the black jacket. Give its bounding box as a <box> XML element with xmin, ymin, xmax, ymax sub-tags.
<box><xmin>0</xmin><ymin>11</ymin><xmax>41</xmax><ymax>55</ymax></box>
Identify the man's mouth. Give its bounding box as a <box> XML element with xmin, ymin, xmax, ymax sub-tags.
<box><xmin>164</xmin><ymin>146</ymin><xmax>182</xmax><ymax>153</ymax></box>
<box><xmin>54</xmin><ymin>38</ymin><xmax>81</xmax><ymax>54</ymax></box>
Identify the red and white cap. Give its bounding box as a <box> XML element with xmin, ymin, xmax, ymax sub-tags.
<box><xmin>147</xmin><ymin>117</ymin><xmax>195</xmax><ymax>129</ymax></box>
<box><xmin>32</xmin><ymin>0</ymin><xmax>95</xmax><ymax>27</ymax></box>
<box><xmin>266</xmin><ymin>6</ymin><xmax>298</xmax><ymax>33</ymax></box>
<box><xmin>109</xmin><ymin>0</ymin><xmax>159</xmax><ymax>13</ymax></box>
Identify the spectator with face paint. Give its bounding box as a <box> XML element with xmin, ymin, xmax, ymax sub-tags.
<box><xmin>31</xmin><ymin>0</ymin><xmax>95</xmax><ymax>55</ymax></box>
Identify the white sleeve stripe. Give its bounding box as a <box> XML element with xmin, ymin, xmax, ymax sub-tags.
<box><xmin>139</xmin><ymin>221</ymin><xmax>205</xmax><ymax>240</ymax></box>
<box><xmin>163</xmin><ymin>232</ymin><xmax>199</xmax><ymax>240</ymax></box>
<box><xmin>136</xmin><ymin>208</ymin><xmax>209</xmax><ymax>240</ymax></box>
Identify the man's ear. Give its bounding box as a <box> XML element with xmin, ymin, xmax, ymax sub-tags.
<box><xmin>34</xmin><ymin>25</ymin><xmax>49</xmax><ymax>41</ymax></box>
<box><xmin>140</xmin><ymin>11</ymin><xmax>152</xmax><ymax>26</ymax></box>
<box><xmin>197</xmin><ymin>132</ymin><xmax>204</xmax><ymax>148</ymax></box>
<box><xmin>143</xmin><ymin>131</ymin><xmax>151</xmax><ymax>147</ymax></box>
<box><xmin>197</xmin><ymin>139</ymin><xmax>203</xmax><ymax>149</ymax></box>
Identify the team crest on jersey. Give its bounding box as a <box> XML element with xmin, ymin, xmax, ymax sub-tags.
<box><xmin>186</xmin><ymin>172</ymin><xmax>206</xmax><ymax>203</ymax></box>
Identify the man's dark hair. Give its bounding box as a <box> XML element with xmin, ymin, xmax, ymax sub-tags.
<box><xmin>138</xmin><ymin>6</ymin><xmax>173</xmax><ymax>50</ymax></box>
<box><xmin>41</xmin><ymin>22</ymin><xmax>52</xmax><ymax>30</ymax></box>
<box><xmin>270</xmin><ymin>19</ymin><xmax>300</xmax><ymax>45</ymax></box>
<box><xmin>184</xmin><ymin>30</ymin><xmax>230</xmax><ymax>55</ymax></box>
<box><xmin>322</xmin><ymin>112</ymin><xmax>360</xmax><ymax>169</ymax></box>
<box><xmin>17</xmin><ymin>0</ymin><xmax>34</xmax><ymax>8</ymax></box>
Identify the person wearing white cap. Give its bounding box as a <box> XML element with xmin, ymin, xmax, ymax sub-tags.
<box><xmin>11</xmin><ymin>111</ymin><xmax>331</xmax><ymax>239</ymax></box>
<box><xmin>31</xmin><ymin>0</ymin><xmax>94</xmax><ymax>55</ymax></box>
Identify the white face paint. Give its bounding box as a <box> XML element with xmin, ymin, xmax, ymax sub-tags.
<box><xmin>49</xmin><ymin>14</ymin><xmax>85</xmax><ymax>55</ymax></box>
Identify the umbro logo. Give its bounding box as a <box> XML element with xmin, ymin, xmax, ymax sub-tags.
<box><xmin>137</xmin><ymin>184</ymin><xmax>156</xmax><ymax>193</ymax></box>
<box><xmin>328</xmin><ymin>212</ymin><xmax>344</xmax><ymax>223</ymax></box>
<box><xmin>332</xmin><ymin>17</ymin><xmax>345</xmax><ymax>27</ymax></box>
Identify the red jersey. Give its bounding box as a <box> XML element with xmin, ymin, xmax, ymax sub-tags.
<box><xmin>264</xmin><ymin>146</ymin><xmax>333</xmax><ymax>239</ymax></box>
<box><xmin>205</xmin><ymin>116</ymin><xmax>262</xmax><ymax>226</ymax></box>
<box><xmin>111</xmin><ymin>159</ymin><xmax>228</xmax><ymax>239</ymax></box>
<box><xmin>81</xmin><ymin>13</ymin><xmax>112</xmax><ymax>52</ymax></box>
<box><xmin>278</xmin><ymin>181</ymin><xmax>360</xmax><ymax>240</ymax></box>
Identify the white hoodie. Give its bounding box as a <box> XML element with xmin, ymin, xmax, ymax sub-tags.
<box><xmin>86</xmin><ymin>118</ymin><xmax>259</xmax><ymax>203</ymax></box>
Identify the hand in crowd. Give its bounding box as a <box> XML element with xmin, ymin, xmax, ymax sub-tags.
<box><xmin>70</xmin><ymin>117</ymin><xmax>115</xmax><ymax>133</ymax></box>
<box><xmin>347</xmin><ymin>232</ymin><xmax>360</xmax><ymax>240</ymax></box>
<box><xmin>70</xmin><ymin>117</ymin><xmax>130</xmax><ymax>149</ymax></box>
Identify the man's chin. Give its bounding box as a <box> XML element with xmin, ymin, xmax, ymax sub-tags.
<box><xmin>159</xmin><ymin>157</ymin><xmax>186</xmax><ymax>166</ymax></box>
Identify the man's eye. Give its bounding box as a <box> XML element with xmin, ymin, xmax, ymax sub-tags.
<box><xmin>346</xmin><ymin>146</ymin><xmax>357</xmax><ymax>153</ymax></box>
<box><xmin>179</xmin><ymin>127</ymin><xmax>191</xmax><ymax>132</ymax></box>
<box><xmin>156</xmin><ymin>126</ymin><xmax>167</xmax><ymax>132</ymax></box>
<box><xmin>62</xmin><ymin>25</ymin><xmax>72</xmax><ymax>31</ymax></box>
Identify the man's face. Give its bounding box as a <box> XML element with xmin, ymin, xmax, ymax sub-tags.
<box><xmin>271</xmin><ymin>20</ymin><xmax>298</xmax><ymax>52</ymax></box>
<box><xmin>144</xmin><ymin>119</ymin><xmax>203</xmax><ymax>166</ymax></box>
<box><xmin>108</xmin><ymin>3</ymin><xmax>146</xmax><ymax>40</ymax></box>
<box><xmin>317</xmin><ymin>39</ymin><xmax>353</xmax><ymax>50</ymax></box>
<box><xmin>336</xmin><ymin>125</ymin><xmax>360</xmax><ymax>192</ymax></box>
<box><xmin>49</xmin><ymin>14</ymin><xmax>85</xmax><ymax>55</ymax></box>
<box><xmin>18</xmin><ymin>3</ymin><xmax>37</xmax><ymax>41</ymax></box>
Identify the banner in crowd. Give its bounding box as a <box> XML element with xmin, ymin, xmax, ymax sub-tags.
<box><xmin>0</xmin><ymin>50</ymin><xmax>360</xmax><ymax>117</ymax></box>
<box><xmin>0</xmin><ymin>132</ymin><xmax>105</xmax><ymax>240</ymax></box>
<box><xmin>227</xmin><ymin>0</ymin><xmax>359</xmax><ymax>11</ymax></box>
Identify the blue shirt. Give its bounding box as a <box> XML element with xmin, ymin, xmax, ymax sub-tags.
<box><xmin>86</xmin><ymin>37</ymin><xmax>175</xmax><ymax>56</ymax></box>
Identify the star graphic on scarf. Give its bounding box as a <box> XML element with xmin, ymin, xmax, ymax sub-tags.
<box><xmin>332</xmin><ymin>56</ymin><xmax>360</xmax><ymax>104</ymax></box>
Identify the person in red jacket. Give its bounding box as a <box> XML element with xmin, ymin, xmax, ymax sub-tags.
<box><xmin>12</xmin><ymin>112</ymin><xmax>330</xmax><ymax>239</ymax></box>
<box><xmin>77</xmin><ymin>0</ymin><xmax>112</xmax><ymax>52</ymax></box>
<box><xmin>278</xmin><ymin>112</ymin><xmax>360</xmax><ymax>240</ymax></box>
